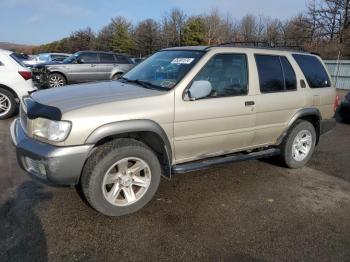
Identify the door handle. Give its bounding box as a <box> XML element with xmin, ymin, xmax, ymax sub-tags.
<box><xmin>245</xmin><ymin>101</ymin><xmax>255</xmax><ymax>106</ymax></box>
<box><xmin>91</xmin><ymin>64</ymin><xmax>96</xmax><ymax>67</ymax></box>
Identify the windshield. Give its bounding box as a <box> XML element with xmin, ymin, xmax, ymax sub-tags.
<box><xmin>38</xmin><ymin>54</ymin><xmax>51</xmax><ymax>62</ymax></box>
<box><xmin>63</xmin><ymin>53</ymin><xmax>79</xmax><ymax>63</ymax></box>
<box><xmin>122</xmin><ymin>50</ymin><xmax>204</xmax><ymax>90</ymax></box>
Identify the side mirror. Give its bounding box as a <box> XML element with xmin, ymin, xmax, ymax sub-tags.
<box><xmin>77</xmin><ymin>58</ymin><xmax>85</xmax><ymax>64</ymax></box>
<box><xmin>188</xmin><ymin>80</ymin><xmax>212</xmax><ymax>100</ymax></box>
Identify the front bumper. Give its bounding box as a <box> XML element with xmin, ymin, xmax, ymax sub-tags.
<box><xmin>11</xmin><ymin>118</ymin><xmax>93</xmax><ymax>186</ymax></box>
<box><xmin>320</xmin><ymin>118</ymin><xmax>336</xmax><ymax>135</ymax></box>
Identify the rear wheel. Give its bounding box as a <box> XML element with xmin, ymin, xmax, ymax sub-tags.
<box><xmin>0</xmin><ymin>88</ymin><xmax>17</xmax><ymax>120</ymax></box>
<box><xmin>81</xmin><ymin>138</ymin><xmax>161</xmax><ymax>216</ymax></box>
<box><xmin>280</xmin><ymin>120</ymin><xmax>316</xmax><ymax>168</ymax></box>
<box><xmin>48</xmin><ymin>73</ymin><xmax>66</xmax><ymax>88</ymax></box>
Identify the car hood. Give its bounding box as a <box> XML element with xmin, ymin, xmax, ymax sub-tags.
<box><xmin>31</xmin><ymin>81</ymin><xmax>164</xmax><ymax>113</ymax></box>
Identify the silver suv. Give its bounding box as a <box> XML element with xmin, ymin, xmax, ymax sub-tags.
<box><xmin>32</xmin><ymin>51</ymin><xmax>134</xmax><ymax>88</ymax></box>
<box><xmin>11</xmin><ymin>46</ymin><xmax>336</xmax><ymax>216</ymax></box>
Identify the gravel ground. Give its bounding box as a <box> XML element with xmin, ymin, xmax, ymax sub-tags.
<box><xmin>0</xmin><ymin>115</ymin><xmax>350</xmax><ymax>262</ymax></box>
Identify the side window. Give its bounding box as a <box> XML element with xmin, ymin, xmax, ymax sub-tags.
<box><xmin>193</xmin><ymin>53</ymin><xmax>248</xmax><ymax>97</ymax></box>
<box><xmin>280</xmin><ymin>57</ymin><xmax>297</xmax><ymax>90</ymax></box>
<box><xmin>115</xmin><ymin>55</ymin><xmax>131</xmax><ymax>64</ymax></box>
<box><xmin>100</xmin><ymin>53</ymin><xmax>116</xmax><ymax>63</ymax></box>
<box><xmin>255</xmin><ymin>55</ymin><xmax>284</xmax><ymax>93</ymax></box>
<box><xmin>292</xmin><ymin>54</ymin><xmax>331</xmax><ymax>88</ymax></box>
<box><xmin>79</xmin><ymin>53</ymin><xmax>98</xmax><ymax>63</ymax></box>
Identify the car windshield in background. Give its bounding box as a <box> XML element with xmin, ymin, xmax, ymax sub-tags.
<box><xmin>121</xmin><ymin>50</ymin><xmax>204</xmax><ymax>90</ymax></box>
<box><xmin>63</xmin><ymin>54</ymin><xmax>78</xmax><ymax>63</ymax></box>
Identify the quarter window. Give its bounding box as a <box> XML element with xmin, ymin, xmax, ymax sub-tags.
<box><xmin>292</xmin><ymin>54</ymin><xmax>331</xmax><ymax>88</ymax></box>
<box><xmin>193</xmin><ymin>53</ymin><xmax>248</xmax><ymax>97</ymax></box>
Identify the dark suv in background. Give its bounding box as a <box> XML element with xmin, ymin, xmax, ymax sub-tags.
<box><xmin>32</xmin><ymin>51</ymin><xmax>134</xmax><ymax>88</ymax></box>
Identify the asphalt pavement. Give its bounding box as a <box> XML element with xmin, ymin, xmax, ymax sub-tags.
<box><xmin>1</xmin><ymin>117</ymin><xmax>350</xmax><ymax>262</ymax></box>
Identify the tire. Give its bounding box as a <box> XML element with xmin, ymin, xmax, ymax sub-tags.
<box><xmin>0</xmin><ymin>88</ymin><xmax>17</xmax><ymax>120</ymax></box>
<box><xmin>280</xmin><ymin>120</ymin><xmax>316</xmax><ymax>169</ymax></box>
<box><xmin>81</xmin><ymin>138</ymin><xmax>161</xmax><ymax>216</ymax></box>
<box><xmin>48</xmin><ymin>73</ymin><xmax>66</xmax><ymax>88</ymax></box>
<box><xmin>112</xmin><ymin>73</ymin><xmax>123</xmax><ymax>80</ymax></box>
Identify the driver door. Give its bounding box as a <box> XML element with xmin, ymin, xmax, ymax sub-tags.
<box><xmin>69</xmin><ymin>52</ymin><xmax>102</xmax><ymax>83</ymax></box>
<box><xmin>174</xmin><ymin>53</ymin><xmax>256</xmax><ymax>163</ymax></box>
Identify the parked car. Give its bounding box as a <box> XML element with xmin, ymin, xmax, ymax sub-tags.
<box><xmin>130</xmin><ymin>57</ymin><xmax>145</xmax><ymax>64</ymax></box>
<box><xmin>11</xmin><ymin>45</ymin><xmax>336</xmax><ymax>216</ymax></box>
<box><xmin>0</xmin><ymin>49</ymin><xmax>36</xmax><ymax>119</ymax></box>
<box><xmin>338</xmin><ymin>91</ymin><xmax>350</xmax><ymax>122</ymax></box>
<box><xmin>32</xmin><ymin>51</ymin><xmax>134</xmax><ymax>88</ymax></box>
<box><xmin>36</xmin><ymin>53</ymin><xmax>71</xmax><ymax>64</ymax></box>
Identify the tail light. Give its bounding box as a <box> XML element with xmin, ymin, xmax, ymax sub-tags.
<box><xmin>334</xmin><ymin>95</ymin><xmax>340</xmax><ymax>112</ymax></box>
<box><xmin>18</xmin><ymin>71</ymin><xmax>32</xmax><ymax>80</ymax></box>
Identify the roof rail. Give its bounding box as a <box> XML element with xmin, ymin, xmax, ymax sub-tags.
<box><xmin>207</xmin><ymin>41</ymin><xmax>306</xmax><ymax>52</ymax></box>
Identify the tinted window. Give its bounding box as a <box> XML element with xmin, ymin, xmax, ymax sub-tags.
<box><xmin>255</xmin><ymin>55</ymin><xmax>284</xmax><ymax>93</ymax></box>
<box><xmin>100</xmin><ymin>53</ymin><xmax>116</xmax><ymax>63</ymax></box>
<box><xmin>116</xmin><ymin>55</ymin><xmax>131</xmax><ymax>64</ymax></box>
<box><xmin>292</xmin><ymin>54</ymin><xmax>331</xmax><ymax>88</ymax></box>
<box><xmin>193</xmin><ymin>53</ymin><xmax>248</xmax><ymax>97</ymax></box>
<box><xmin>51</xmin><ymin>55</ymin><xmax>68</xmax><ymax>62</ymax></box>
<box><xmin>280</xmin><ymin>57</ymin><xmax>297</xmax><ymax>90</ymax></box>
<box><xmin>79</xmin><ymin>53</ymin><xmax>98</xmax><ymax>63</ymax></box>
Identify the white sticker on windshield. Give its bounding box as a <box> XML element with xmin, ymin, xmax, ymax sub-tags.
<box><xmin>171</xmin><ymin>58</ymin><xmax>195</xmax><ymax>64</ymax></box>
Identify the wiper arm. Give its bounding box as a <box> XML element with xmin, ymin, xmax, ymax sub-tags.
<box><xmin>120</xmin><ymin>77</ymin><xmax>168</xmax><ymax>91</ymax></box>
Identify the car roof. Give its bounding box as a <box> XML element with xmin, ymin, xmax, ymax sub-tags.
<box><xmin>39</xmin><ymin>52</ymin><xmax>71</xmax><ymax>56</ymax></box>
<box><xmin>0</xmin><ymin>49</ymin><xmax>13</xmax><ymax>55</ymax></box>
<box><xmin>76</xmin><ymin>51</ymin><xmax>124</xmax><ymax>55</ymax></box>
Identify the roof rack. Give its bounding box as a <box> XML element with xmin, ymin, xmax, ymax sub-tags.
<box><xmin>207</xmin><ymin>41</ymin><xmax>306</xmax><ymax>52</ymax></box>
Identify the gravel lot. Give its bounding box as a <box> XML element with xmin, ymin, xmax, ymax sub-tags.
<box><xmin>1</xmin><ymin>114</ymin><xmax>350</xmax><ymax>261</ymax></box>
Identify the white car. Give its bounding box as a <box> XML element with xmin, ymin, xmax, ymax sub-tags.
<box><xmin>0</xmin><ymin>49</ymin><xmax>36</xmax><ymax>119</ymax></box>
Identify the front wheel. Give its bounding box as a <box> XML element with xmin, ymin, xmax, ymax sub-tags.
<box><xmin>280</xmin><ymin>120</ymin><xmax>316</xmax><ymax>169</ymax></box>
<box><xmin>81</xmin><ymin>139</ymin><xmax>161</xmax><ymax>216</ymax></box>
<box><xmin>48</xmin><ymin>73</ymin><xmax>66</xmax><ymax>88</ymax></box>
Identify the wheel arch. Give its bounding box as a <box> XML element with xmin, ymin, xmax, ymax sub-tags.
<box><xmin>277</xmin><ymin>108</ymin><xmax>322</xmax><ymax>145</ymax></box>
<box><xmin>0</xmin><ymin>84</ymin><xmax>19</xmax><ymax>99</ymax></box>
<box><xmin>85</xmin><ymin>120</ymin><xmax>173</xmax><ymax>178</ymax></box>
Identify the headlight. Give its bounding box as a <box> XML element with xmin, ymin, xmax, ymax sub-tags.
<box><xmin>32</xmin><ymin>118</ymin><xmax>71</xmax><ymax>142</ymax></box>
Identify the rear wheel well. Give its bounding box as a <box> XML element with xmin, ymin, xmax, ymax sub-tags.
<box><xmin>296</xmin><ymin>115</ymin><xmax>320</xmax><ymax>144</ymax></box>
<box><xmin>49</xmin><ymin>72</ymin><xmax>67</xmax><ymax>82</ymax></box>
<box><xmin>91</xmin><ymin>131</ymin><xmax>171</xmax><ymax>177</ymax></box>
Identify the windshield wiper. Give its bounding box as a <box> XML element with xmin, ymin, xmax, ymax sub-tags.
<box><xmin>120</xmin><ymin>77</ymin><xmax>168</xmax><ymax>91</ymax></box>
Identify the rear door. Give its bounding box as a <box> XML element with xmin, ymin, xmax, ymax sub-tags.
<box><xmin>99</xmin><ymin>53</ymin><xmax>116</xmax><ymax>79</ymax></box>
<box><xmin>253</xmin><ymin>54</ymin><xmax>305</xmax><ymax>145</ymax></box>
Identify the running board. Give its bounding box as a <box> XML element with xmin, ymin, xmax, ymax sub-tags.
<box><xmin>172</xmin><ymin>148</ymin><xmax>280</xmax><ymax>174</ymax></box>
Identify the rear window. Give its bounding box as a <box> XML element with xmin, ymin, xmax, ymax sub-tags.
<box><xmin>292</xmin><ymin>54</ymin><xmax>331</xmax><ymax>88</ymax></box>
<box><xmin>115</xmin><ymin>55</ymin><xmax>132</xmax><ymax>64</ymax></box>
<box><xmin>10</xmin><ymin>53</ymin><xmax>26</xmax><ymax>67</ymax></box>
<box><xmin>100</xmin><ymin>53</ymin><xmax>116</xmax><ymax>63</ymax></box>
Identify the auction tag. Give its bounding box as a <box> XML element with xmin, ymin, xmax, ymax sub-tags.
<box><xmin>171</xmin><ymin>58</ymin><xmax>195</xmax><ymax>64</ymax></box>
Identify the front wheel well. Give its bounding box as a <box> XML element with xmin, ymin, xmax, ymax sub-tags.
<box><xmin>90</xmin><ymin>131</ymin><xmax>171</xmax><ymax>177</ymax></box>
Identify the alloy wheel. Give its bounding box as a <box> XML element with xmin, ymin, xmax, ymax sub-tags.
<box><xmin>292</xmin><ymin>130</ymin><xmax>312</xmax><ymax>162</ymax></box>
<box><xmin>102</xmin><ymin>157</ymin><xmax>151</xmax><ymax>206</ymax></box>
<box><xmin>0</xmin><ymin>93</ymin><xmax>11</xmax><ymax>117</ymax></box>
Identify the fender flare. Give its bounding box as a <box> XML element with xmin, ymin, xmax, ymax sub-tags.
<box><xmin>276</xmin><ymin>108</ymin><xmax>322</xmax><ymax>145</ymax></box>
<box><xmin>85</xmin><ymin>119</ymin><xmax>173</xmax><ymax>175</ymax></box>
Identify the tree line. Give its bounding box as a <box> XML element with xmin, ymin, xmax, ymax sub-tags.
<box><xmin>32</xmin><ymin>0</ymin><xmax>350</xmax><ymax>59</ymax></box>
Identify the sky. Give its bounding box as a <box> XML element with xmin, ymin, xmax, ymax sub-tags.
<box><xmin>0</xmin><ymin>0</ymin><xmax>307</xmax><ymax>45</ymax></box>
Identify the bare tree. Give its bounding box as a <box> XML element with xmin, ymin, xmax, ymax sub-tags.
<box><xmin>133</xmin><ymin>19</ymin><xmax>161</xmax><ymax>56</ymax></box>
